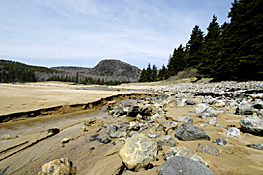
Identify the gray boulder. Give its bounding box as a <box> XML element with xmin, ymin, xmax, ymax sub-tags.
<box><xmin>235</xmin><ymin>101</ymin><xmax>253</xmax><ymax>115</ymax></box>
<box><xmin>226</xmin><ymin>127</ymin><xmax>240</xmax><ymax>137</ymax></box>
<box><xmin>214</xmin><ymin>100</ymin><xmax>226</xmax><ymax>107</ymax></box>
<box><xmin>119</xmin><ymin>133</ymin><xmax>157</xmax><ymax>170</ymax></box>
<box><xmin>196</xmin><ymin>144</ymin><xmax>220</xmax><ymax>156</ymax></box>
<box><xmin>108</xmin><ymin>125</ymin><xmax>127</xmax><ymax>138</ymax></box>
<box><xmin>212</xmin><ymin>138</ymin><xmax>227</xmax><ymax>146</ymax></box>
<box><xmin>175</xmin><ymin>123</ymin><xmax>210</xmax><ymax>141</ymax></box>
<box><xmin>240</xmin><ymin>116</ymin><xmax>263</xmax><ymax>135</ymax></box>
<box><xmin>165</xmin><ymin>146</ymin><xmax>208</xmax><ymax>167</ymax></box>
<box><xmin>157</xmin><ymin>156</ymin><xmax>215</xmax><ymax>175</ymax></box>
<box><xmin>178</xmin><ymin>115</ymin><xmax>193</xmax><ymax>123</ymax></box>
<box><xmin>246</xmin><ymin>143</ymin><xmax>263</xmax><ymax>150</ymax></box>
<box><xmin>194</xmin><ymin>103</ymin><xmax>210</xmax><ymax>113</ymax></box>
<box><xmin>185</xmin><ymin>99</ymin><xmax>196</xmax><ymax>105</ymax></box>
<box><xmin>38</xmin><ymin>158</ymin><xmax>77</xmax><ymax>175</ymax></box>
<box><xmin>157</xmin><ymin>135</ymin><xmax>176</xmax><ymax>147</ymax></box>
<box><xmin>200</xmin><ymin>107</ymin><xmax>218</xmax><ymax>119</ymax></box>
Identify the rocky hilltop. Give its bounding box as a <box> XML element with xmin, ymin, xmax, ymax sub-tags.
<box><xmin>52</xmin><ymin>59</ymin><xmax>141</xmax><ymax>83</ymax></box>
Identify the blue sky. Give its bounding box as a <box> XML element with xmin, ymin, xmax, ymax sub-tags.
<box><xmin>0</xmin><ymin>0</ymin><xmax>233</xmax><ymax>69</ymax></box>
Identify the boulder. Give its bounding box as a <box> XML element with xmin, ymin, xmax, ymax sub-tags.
<box><xmin>226</xmin><ymin>127</ymin><xmax>240</xmax><ymax>137</ymax></box>
<box><xmin>157</xmin><ymin>135</ymin><xmax>176</xmax><ymax>147</ymax></box>
<box><xmin>178</xmin><ymin>115</ymin><xmax>193</xmax><ymax>123</ymax></box>
<box><xmin>129</xmin><ymin>121</ymin><xmax>140</xmax><ymax>131</ymax></box>
<box><xmin>108</xmin><ymin>125</ymin><xmax>127</xmax><ymax>138</ymax></box>
<box><xmin>38</xmin><ymin>158</ymin><xmax>77</xmax><ymax>175</ymax></box>
<box><xmin>165</xmin><ymin>146</ymin><xmax>208</xmax><ymax>167</ymax></box>
<box><xmin>84</xmin><ymin>118</ymin><xmax>104</xmax><ymax>127</ymax></box>
<box><xmin>194</xmin><ymin>103</ymin><xmax>210</xmax><ymax>113</ymax></box>
<box><xmin>235</xmin><ymin>102</ymin><xmax>253</xmax><ymax>115</ymax></box>
<box><xmin>246</xmin><ymin>143</ymin><xmax>263</xmax><ymax>150</ymax></box>
<box><xmin>175</xmin><ymin>123</ymin><xmax>210</xmax><ymax>141</ymax></box>
<box><xmin>214</xmin><ymin>100</ymin><xmax>226</xmax><ymax>107</ymax></box>
<box><xmin>200</xmin><ymin>107</ymin><xmax>218</xmax><ymax>119</ymax></box>
<box><xmin>196</xmin><ymin>144</ymin><xmax>220</xmax><ymax>156</ymax></box>
<box><xmin>175</xmin><ymin>98</ymin><xmax>187</xmax><ymax>107</ymax></box>
<box><xmin>207</xmin><ymin>117</ymin><xmax>219</xmax><ymax>125</ymax></box>
<box><xmin>240</xmin><ymin>116</ymin><xmax>263</xmax><ymax>135</ymax></box>
<box><xmin>212</xmin><ymin>138</ymin><xmax>227</xmax><ymax>146</ymax></box>
<box><xmin>119</xmin><ymin>133</ymin><xmax>157</xmax><ymax>170</ymax></box>
<box><xmin>185</xmin><ymin>99</ymin><xmax>196</xmax><ymax>105</ymax></box>
<box><xmin>157</xmin><ymin>156</ymin><xmax>215</xmax><ymax>175</ymax></box>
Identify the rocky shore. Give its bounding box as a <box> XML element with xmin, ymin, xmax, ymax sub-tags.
<box><xmin>0</xmin><ymin>81</ymin><xmax>263</xmax><ymax>174</ymax></box>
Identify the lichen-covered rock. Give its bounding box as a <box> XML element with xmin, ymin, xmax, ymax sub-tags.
<box><xmin>226</xmin><ymin>127</ymin><xmax>240</xmax><ymax>137</ymax></box>
<box><xmin>157</xmin><ymin>156</ymin><xmax>215</xmax><ymax>175</ymax></box>
<box><xmin>207</xmin><ymin>117</ymin><xmax>219</xmax><ymax>125</ymax></box>
<box><xmin>119</xmin><ymin>133</ymin><xmax>157</xmax><ymax>170</ymax></box>
<box><xmin>240</xmin><ymin>116</ymin><xmax>263</xmax><ymax>135</ymax></box>
<box><xmin>157</xmin><ymin>135</ymin><xmax>176</xmax><ymax>147</ymax></box>
<box><xmin>165</xmin><ymin>146</ymin><xmax>209</xmax><ymax>167</ymax></box>
<box><xmin>84</xmin><ymin>118</ymin><xmax>104</xmax><ymax>127</ymax></box>
<box><xmin>196</xmin><ymin>144</ymin><xmax>220</xmax><ymax>156</ymax></box>
<box><xmin>38</xmin><ymin>158</ymin><xmax>77</xmax><ymax>175</ymax></box>
<box><xmin>200</xmin><ymin>107</ymin><xmax>218</xmax><ymax>119</ymax></box>
<box><xmin>175</xmin><ymin>123</ymin><xmax>210</xmax><ymax>141</ymax></box>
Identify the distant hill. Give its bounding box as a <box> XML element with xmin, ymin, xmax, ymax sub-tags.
<box><xmin>52</xmin><ymin>59</ymin><xmax>141</xmax><ymax>79</ymax></box>
<box><xmin>0</xmin><ymin>59</ymin><xmax>141</xmax><ymax>84</ymax></box>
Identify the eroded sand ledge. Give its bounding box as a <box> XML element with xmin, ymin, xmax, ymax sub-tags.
<box><xmin>0</xmin><ymin>82</ymin><xmax>151</xmax><ymax>123</ymax></box>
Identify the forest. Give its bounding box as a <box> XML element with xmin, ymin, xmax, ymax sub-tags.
<box><xmin>139</xmin><ymin>0</ymin><xmax>263</xmax><ymax>82</ymax></box>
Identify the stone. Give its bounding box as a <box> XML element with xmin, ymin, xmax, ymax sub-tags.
<box><xmin>185</xmin><ymin>99</ymin><xmax>196</xmax><ymax>105</ymax></box>
<box><xmin>175</xmin><ymin>123</ymin><xmax>210</xmax><ymax>141</ymax></box>
<box><xmin>196</xmin><ymin>144</ymin><xmax>220</xmax><ymax>156</ymax></box>
<box><xmin>129</xmin><ymin>121</ymin><xmax>140</xmax><ymax>131</ymax></box>
<box><xmin>156</xmin><ymin>124</ymin><xmax>165</xmax><ymax>132</ymax></box>
<box><xmin>108</xmin><ymin>125</ymin><xmax>127</xmax><ymax>138</ymax></box>
<box><xmin>200</xmin><ymin>107</ymin><xmax>218</xmax><ymax>119</ymax></box>
<box><xmin>61</xmin><ymin>138</ymin><xmax>71</xmax><ymax>144</ymax></box>
<box><xmin>240</xmin><ymin>116</ymin><xmax>263</xmax><ymax>135</ymax></box>
<box><xmin>84</xmin><ymin>118</ymin><xmax>104</xmax><ymax>127</ymax></box>
<box><xmin>200</xmin><ymin>124</ymin><xmax>207</xmax><ymax>127</ymax></box>
<box><xmin>252</xmin><ymin>99</ymin><xmax>263</xmax><ymax>109</ymax></box>
<box><xmin>214</xmin><ymin>100</ymin><xmax>226</xmax><ymax>107</ymax></box>
<box><xmin>128</xmin><ymin>105</ymin><xmax>140</xmax><ymax>117</ymax></box>
<box><xmin>81</xmin><ymin>127</ymin><xmax>88</xmax><ymax>132</ymax></box>
<box><xmin>157</xmin><ymin>135</ymin><xmax>176</xmax><ymax>147</ymax></box>
<box><xmin>226</xmin><ymin>127</ymin><xmax>240</xmax><ymax>137</ymax></box>
<box><xmin>144</xmin><ymin>133</ymin><xmax>161</xmax><ymax>138</ymax></box>
<box><xmin>178</xmin><ymin>115</ymin><xmax>193</xmax><ymax>123</ymax></box>
<box><xmin>194</xmin><ymin>103</ymin><xmax>210</xmax><ymax>113</ymax></box>
<box><xmin>151</xmin><ymin>113</ymin><xmax>164</xmax><ymax>120</ymax></box>
<box><xmin>157</xmin><ymin>156</ymin><xmax>215</xmax><ymax>175</ymax></box>
<box><xmin>212</xmin><ymin>138</ymin><xmax>228</xmax><ymax>146</ymax></box>
<box><xmin>207</xmin><ymin>117</ymin><xmax>219</xmax><ymax>125</ymax></box>
<box><xmin>257</xmin><ymin>109</ymin><xmax>263</xmax><ymax>117</ymax></box>
<box><xmin>235</xmin><ymin>101</ymin><xmax>254</xmax><ymax>115</ymax></box>
<box><xmin>38</xmin><ymin>158</ymin><xmax>77</xmax><ymax>175</ymax></box>
<box><xmin>100</xmin><ymin>135</ymin><xmax>112</xmax><ymax>144</ymax></box>
<box><xmin>246</xmin><ymin>143</ymin><xmax>263</xmax><ymax>150</ymax></box>
<box><xmin>119</xmin><ymin>133</ymin><xmax>157</xmax><ymax>170</ymax></box>
<box><xmin>175</xmin><ymin>98</ymin><xmax>187</xmax><ymax>107</ymax></box>
<box><xmin>165</xmin><ymin>146</ymin><xmax>208</xmax><ymax>167</ymax></box>
<box><xmin>0</xmin><ymin>134</ymin><xmax>17</xmax><ymax>141</ymax></box>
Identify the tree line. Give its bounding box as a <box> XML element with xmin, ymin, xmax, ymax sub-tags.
<box><xmin>139</xmin><ymin>0</ymin><xmax>263</xmax><ymax>82</ymax></box>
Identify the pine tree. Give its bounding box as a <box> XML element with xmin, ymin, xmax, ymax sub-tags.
<box><xmin>138</xmin><ymin>68</ymin><xmax>146</xmax><ymax>82</ymax></box>
<box><xmin>145</xmin><ymin>63</ymin><xmax>152</xmax><ymax>82</ymax></box>
<box><xmin>186</xmin><ymin>25</ymin><xmax>204</xmax><ymax>68</ymax></box>
<box><xmin>152</xmin><ymin>65</ymin><xmax>157</xmax><ymax>81</ymax></box>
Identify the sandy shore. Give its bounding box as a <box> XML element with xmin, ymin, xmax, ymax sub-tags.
<box><xmin>0</xmin><ymin>82</ymin><xmax>146</xmax><ymax>117</ymax></box>
<box><xmin>0</xmin><ymin>82</ymin><xmax>262</xmax><ymax>175</ymax></box>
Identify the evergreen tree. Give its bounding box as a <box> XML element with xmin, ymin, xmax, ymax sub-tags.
<box><xmin>152</xmin><ymin>64</ymin><xmax>157</xmax><ymax>81</ymax></box>
<box><xmin>198</xmin><ymin>15</ymin><xmax>221</xmax><ymax>76</ymax></box>
<box><xmin>186</xmin><ymin>25</ymin><xmax>204</xmax><ymax>68</ymax></box>
<box><xmin>145</xmin><ymin>63</ymin><xmax>152</xmax><ymax>82</ymax></box>
<box><xmin>138</xmin><ymin>68</ymin><xmax>146</xmax><ymax>82</ymax></box>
